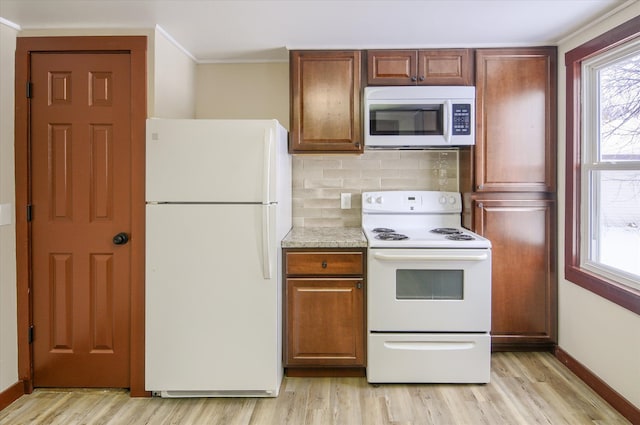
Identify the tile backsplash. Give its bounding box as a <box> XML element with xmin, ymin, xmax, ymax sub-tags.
<box><xmin>292</xmin><ymin>149</ymin><xmax>459</xmax><ymax>227</ymax></box>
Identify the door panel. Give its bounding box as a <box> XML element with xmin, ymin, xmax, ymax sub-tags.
<box><xmin>473</xmin><ymin>197</ymin><xmax>556</xmax><ymax>345</ymax></box>
<box><xmin>31</xmin><ymin>52</ymin><xmax>132</xmax><ymax>387</ymax></box>
<box><xmin>475</xmin><ymin>48</ymin><xmax>556</xmax><ymax>192</ymax></box>
<box><xmin>286</xmin><ymin>278</ymin><xmax>364</xmax><ymax>366</ymax></box>
<box><xmin>289</xmin><ymin>50</ymin><xmax>363</xmax><ymax>153</ymax></box>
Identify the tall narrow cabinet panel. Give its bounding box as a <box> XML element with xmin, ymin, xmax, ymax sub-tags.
<box><xmin>290</xmin><ymin>50</ymin><xmax>363</xmax><ymax>153</ymax></box>
<box><xmin>464</xmin><ymin>47</ymin><xmax>557</xmax><ymax>351</ymax></box>
<box><xmin>471</xmin><ymin>195</ymin><xmax>556</xmax><ymax>349</ymax></box>
<box><xmin>475</xmin><ymin>48</ymin><xmax>556</xmax><ymax>192</ymax></box>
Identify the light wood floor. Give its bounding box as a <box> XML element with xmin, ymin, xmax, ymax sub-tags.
<box><xmin>0</xmin><ymin>352</ymin><xmax>630</xmax><ymax>425</ymax></box>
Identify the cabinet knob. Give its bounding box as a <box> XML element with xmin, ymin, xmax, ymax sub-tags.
<box><xmin>321</xmin><ymin>260</ymin><xmax>327</xmax><ymax>269</ymax></box>
<box><xmin>419</xmin><ymin>76</ymin><xmax>425</xmax><ymax>81</ymax></box>
<box><xmin>411</xmin><ymin>76</ymin><xmax>417</xmax><ymax>82</ymax></box>
<box><xmin>357</xmin><ymin>282</ymin><xmax>362</xmax><ymax>289</ymax></box>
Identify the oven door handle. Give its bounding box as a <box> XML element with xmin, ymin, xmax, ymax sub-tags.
<box><xmin>373</xmin><ymin>252</ymin><xmax>488</xmax><ymax>262</ymax></box>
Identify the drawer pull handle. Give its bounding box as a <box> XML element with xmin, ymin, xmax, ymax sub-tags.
<box><xmin>321</xmin><ymin>261</ymin><xmax>328</xmax><ymax>268</ymax></box>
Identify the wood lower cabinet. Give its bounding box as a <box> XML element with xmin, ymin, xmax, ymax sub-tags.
<box><xmin>289</xmin><ymin>50</ymin><xmax>363</xmax><ymax>153</ymax></box>
<box><xmin>284</xmin><ymin>249</ymin><xmax>366</xmax><ymax>375</ymax></box>
<box><xmin>367</xmin><ymin>49</ymin><xmax>473</xmax><ymax>85</ymax></box>
<box><xmin>465</xmin><ymin>194</ymin><xmax>557</xmax><ymax>350</ymax></box>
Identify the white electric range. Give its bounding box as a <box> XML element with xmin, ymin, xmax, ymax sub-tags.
<box><xmin>362</xmin><ymin>190</ymin><xmax>492</xmax><ymax>384</ymax></box>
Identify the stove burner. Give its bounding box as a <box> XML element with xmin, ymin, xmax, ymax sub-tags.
<box><xmin>430</xmin><ymin>227</ymin><xmax>463</xmax><ymax>235</ymax></box>
<box><xmin>375</xmin><ymin>232</ymin><xmax>409</xmax><ymax>241</ymax></box>
<box><xmin>373</xmin><ymin>227</ymin><xmax>396</xmax><ymax>233</ymax></box>
<box><xmin>446</xmin><ymin>233</ymin><xmax>475</xmax><ymax>241</ymax></box>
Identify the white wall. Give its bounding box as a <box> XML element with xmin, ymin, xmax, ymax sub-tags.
<box><xmin>195</xmin><ymin>62</ymin><xmax>289</xmax><ymax>126</ymax></box>
<box><xmin>153</xmin><ymin>27</ymin><xmax>197</xmax><ymax>118</ymax></box>
<box><xmin>0</xmin><ymin>20</ymin><xmax>19</xmax><ymax>394</ymax></box>
<box><xmin>557</xmin><ymin>2</ymin><xmax>640</xmax><ymax>409</ymax></box>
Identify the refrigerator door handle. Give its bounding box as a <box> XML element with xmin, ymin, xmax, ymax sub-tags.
<box><xmin>262</xmin><ymin>206</ymin><xmax>272</xmax><ymax>279</ymax></box>
<box><xmin>263</xmin><ymin>127</ymin><xmax>273</xmax><ymax>203</ymax></box>
<box><xmin>261</xmin><ymin>126</ymin><xmax>274</xmax><ymax>280</ymax></box>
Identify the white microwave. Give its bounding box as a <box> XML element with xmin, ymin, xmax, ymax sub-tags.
<box><xmin>364</xmin><ymin>86</ymin><xmax>476</xmax><ymax>149</ymax></box>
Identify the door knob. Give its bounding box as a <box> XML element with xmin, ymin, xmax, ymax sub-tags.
<box><xmin>113</xmin><ymin>232</ymin><xmax>129</xmax><ymax>245</ymax></box>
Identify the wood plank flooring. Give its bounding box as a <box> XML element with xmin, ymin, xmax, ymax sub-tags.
<box><xmin>0</xmin><ymin>352</ymin><xmax>630</xmax><ymax>425</ymax></box>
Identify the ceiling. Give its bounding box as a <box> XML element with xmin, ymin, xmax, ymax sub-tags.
<box><xmin>0</xmin><ymin>0</ymin><xmax>635</xmax><ymax>62</ymax></box>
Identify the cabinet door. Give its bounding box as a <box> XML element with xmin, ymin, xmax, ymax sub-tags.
<box><xmin>417</xmin><ymin>49</ymin><xmax>473</xmax><ymax>85</ymax></box>
<box><xmin>290</xmin><ymin>51</ymin><xmax>363</xmax><ymax>153</ymax></box>
<box><xmin>367</xmin><ymin>50</ymin><xmax>418</xmax><ymax>85</ymax></box>
<box><xmin>286</xmin><ymin>278</ymin><xmax>364</xmax><ymax>366</ymax></box>
<box><xmin>473</xmin><ymin>197</ymin><xmax>556</xmax><ymax>349</ymax></box>
<box><xmin>475</xmin><ymin>47</ymin><xmax>556</xmax><ymax>192</ymax></box>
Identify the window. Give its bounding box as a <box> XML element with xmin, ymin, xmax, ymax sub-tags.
<box><xmin>582</xmin><ymin>42</ymin><xmax>640</xmax><ymax>289</ymax></box>
<box><xmin>565</xmin><ymin>15</ymin><xmax>640</xmax><ymax>314</ymax></box>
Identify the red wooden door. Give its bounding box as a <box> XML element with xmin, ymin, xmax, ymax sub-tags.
<box><xmin>30</xmin><ymin>52</ymin><xmax>132</xmax><ymax>387</ymax></box>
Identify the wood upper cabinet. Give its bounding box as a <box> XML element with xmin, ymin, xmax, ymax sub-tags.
<box><xmin>284</xmin><ymin>249</ymin><xmax>365</xmax><ymax>369</ymax></box>
<box><xmin>474</xmin><ymin>47</ymin><xmax>557</xmax><ymax>192</ymax></box>
<box><xmin>469</xmin><ymin>194</ymin><xmax>556</xmax><ymax>350</ymax></box>
<box><xmin>367</xmin><ymin>49</ymin><xmax>473</xmax><ymax>86</ymax></box>
<box><xmin>289</xmin><ymin>50</ymin><xmax>363</xmax><ymax>153</ymax></box>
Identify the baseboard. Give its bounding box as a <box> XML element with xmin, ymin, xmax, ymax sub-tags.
<box><xmin>555</xmin><ymin>347</ymin><xmax>640</xmax><ymax>425</ymax></box>
<box><xmin>0</xmin><ymin>381</ymin><xmax>25</xmax><ymax>411</ymax></box>
<box><xmin>285</xmin><ymin>367</ymin><xmax>366</xmax><ymax>377</ymax></box>
<box><xmin>491</xmin><ymin>342</ymin><xmax>556</xmax><ymax>352</ymax></box>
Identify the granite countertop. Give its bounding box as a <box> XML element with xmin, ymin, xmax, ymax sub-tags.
<box><xmin>282</xmin><ymin>227</ymin><xmax>368</xmax><ymax>248</ymax></box>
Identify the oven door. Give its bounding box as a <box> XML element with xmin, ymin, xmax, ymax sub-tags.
<box><xmin>368</xmin><ymin>248</ymin><xmax>491</xmax><ymax>332</ymax></box>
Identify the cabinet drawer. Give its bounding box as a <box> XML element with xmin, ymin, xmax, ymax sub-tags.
<box><xmin>285</xmin><ymin>252</ymin><xmax>363</xmax><ymax>276</ymax></box>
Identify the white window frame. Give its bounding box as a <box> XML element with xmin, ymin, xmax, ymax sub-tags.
<box><xmin>580</xmin><ymin>38</ymin><xmax>640</xmax><ymax>291</ymax></box>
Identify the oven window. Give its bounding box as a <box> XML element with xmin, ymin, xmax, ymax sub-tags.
<box><xmin>370</xmin><ymin>105</ymin><xmax>443</xmax><ymax>136</ymax></box>
<box><xmin>396</xmin><ymin>270</ymin><xmax>463</xmax><ymax>300</ymax></box>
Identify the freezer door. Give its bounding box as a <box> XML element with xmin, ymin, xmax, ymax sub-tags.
<box><xmin>146</xmin><ymin>119</ymin><xmax>286</xmax><ymax>203</ymax></box>
<box><xmin>145</xmin><ymin>203</ymin><xmax>282</xmax><ymax>394</ymax></box>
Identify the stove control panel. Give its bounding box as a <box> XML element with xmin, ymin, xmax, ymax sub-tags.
<box><xmin>438</xmin><ymin>194</ymin><xmax>458</xmax><ymax>205</ymax></box>
<box><xmin>363</xmin><ymin>191</ymin><xmax>461</xmax><ymax>214</ymax></box>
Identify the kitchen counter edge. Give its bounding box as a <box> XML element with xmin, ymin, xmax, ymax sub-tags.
<box><xmin>281</xmin><ymin>227</ymin><xmax>367</xmax><ymax>248</ymax></box>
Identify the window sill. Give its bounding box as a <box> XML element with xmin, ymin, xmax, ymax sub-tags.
<box><xmin>565</xmin><ymin>265</ymin><xmax>640</xmax><ymax>315</ymax></box>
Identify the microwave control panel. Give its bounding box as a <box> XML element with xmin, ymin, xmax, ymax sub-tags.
<box><xmin>452</xmin><ymin>104</ymin><xmax>472</xmax><ymax>135</ymax></box>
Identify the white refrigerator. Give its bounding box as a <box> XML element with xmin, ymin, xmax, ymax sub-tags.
<box><xmin>145</xmin><ymin>119</ymin><xmax>291</xmax><ymax>397</ymax></box>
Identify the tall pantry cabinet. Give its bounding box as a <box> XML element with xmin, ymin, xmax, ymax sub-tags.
<box><xmin>462</xmin><ymin>47</ymin><xmax>557</xmax><ymax>350</ymax></box>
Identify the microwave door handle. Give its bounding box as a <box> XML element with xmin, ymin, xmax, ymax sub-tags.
<box><xmin>443</xmin><ymin>100</ymin><xmax>452</xmax><ymax>144</ymax></box>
